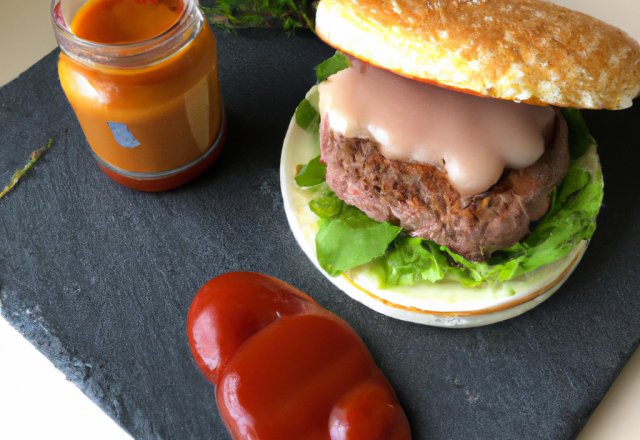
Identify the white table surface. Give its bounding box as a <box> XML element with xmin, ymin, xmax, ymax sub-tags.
<box><xmin>0</xmin><ymin>0</ymin><xmax>638</xmax><ymax>439</ymax></box>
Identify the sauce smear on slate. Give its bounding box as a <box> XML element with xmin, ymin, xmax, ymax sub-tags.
<box><xmin>187</xmin><ymin>272</ymin><xmax>412</xmax><ymax>440</ymax></box>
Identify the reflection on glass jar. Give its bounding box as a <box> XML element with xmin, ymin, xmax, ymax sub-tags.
<box><xmin>52</xmin><ymin>0</ymin><xmax>226</xmax><ymax>191</ymax></box>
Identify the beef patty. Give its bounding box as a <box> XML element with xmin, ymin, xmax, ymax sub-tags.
<box><xmin>320</xmin><ymin>108</ymin><xmax>570</xmax><ymax>262</ymax></box>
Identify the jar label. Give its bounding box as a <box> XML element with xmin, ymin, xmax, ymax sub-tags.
<box><xmin>108</xmin><ymin>122</ymin><xmax>140</xmax><ymax>148</ymax></box>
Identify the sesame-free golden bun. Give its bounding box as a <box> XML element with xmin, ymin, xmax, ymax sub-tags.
<box><xmin>315</xmin><ymin>0</ymin><xmax>640</xmax><ymax>109</ymax></box>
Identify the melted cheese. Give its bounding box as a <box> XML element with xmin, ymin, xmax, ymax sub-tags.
<box><xmin>318</xmin><ymin>61</ymin><xmax>556</xmax><ymax>196</ymax></box>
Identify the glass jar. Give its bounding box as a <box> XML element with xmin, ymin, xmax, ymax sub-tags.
<box><xmin>52</xmin><ymin>0</ymin><xmax>225</xmax><ymax>191</ymax></box>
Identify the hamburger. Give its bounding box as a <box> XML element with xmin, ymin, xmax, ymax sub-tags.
<box><xmin>280</xmin><ymin>0</ymin><xmax>640</xmax><ymax>327</ymax></box>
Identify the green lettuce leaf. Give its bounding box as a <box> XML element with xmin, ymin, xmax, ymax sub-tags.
<box><xmin>383</xmin><ymin>237</ymin><xmax>446</xmax><ymax>286</ymax></box>
<box><xmin>316</xmin><ymin>51</ymin><xmax>351</xmax><ymax>83</ymax></box>
<box><xmin>295</xmin><ymin>98</ymin><xmax>320</xmax><ymax>131</ymax></box>
<box><xmin>295</xmin><ymin>155</ymin><xmax>326</xmax><ymax>187</ymax></box>
<box><xmin>294</xmin><ymin>52</ymin><xmax>351</xmax><ymax>131</ymax></box>
<box><xmin>316</xmin><ymin>206</ymin><xmax>402</xmax><ymax>277</ymax></box>
<box><xmin>561</xmin><ymin>108</ymin><xmax>595</xmax><ymax>160</ymax></box>
<box><xmin>309</xmin><ymin>190</ymin><xmax>343</xmax><ymax>219</ymax></box>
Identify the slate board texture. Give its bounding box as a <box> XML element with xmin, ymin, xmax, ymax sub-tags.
<box><xmin>1</xmin><ymin>26</ymin><xmax>639</xmax><ymax>440</ymax></box>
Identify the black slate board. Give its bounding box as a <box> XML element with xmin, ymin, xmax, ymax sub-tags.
<box><xmin>1</xmin><ymin>26</ymin><xmax>639</xmax><ymax>440</ymax></box>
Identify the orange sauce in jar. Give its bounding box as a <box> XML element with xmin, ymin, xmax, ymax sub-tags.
<box><xmin>71</xmin><ymin>0</ymin><xmax>184</xmax><ymax>44</ymax></box>
<box><xmin>55</xmin><ymin>0</ymin><xmax>225</xmax><ymax>191</ymax></box>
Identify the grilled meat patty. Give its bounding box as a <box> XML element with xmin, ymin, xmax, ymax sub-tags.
<box><xmin>320</xmin><ymin>108</ymin><xmax>570</xmax><ymax>262</ymax></box>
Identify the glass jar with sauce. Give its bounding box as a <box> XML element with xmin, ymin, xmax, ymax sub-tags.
<box><xmin>52</xmin><ymin>0</ymin><xmax>225</xmax><ymax>191</ymax></box>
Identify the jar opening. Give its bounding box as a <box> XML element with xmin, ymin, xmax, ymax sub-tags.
<box><xmin>51</xmin><ymin>0</ymin><xmax>202</xmax><ymax>69</ymax></box>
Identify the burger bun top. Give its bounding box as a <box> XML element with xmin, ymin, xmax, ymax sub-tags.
<box><xmin>315</xmin><ymin>0</ymin><xmax>640</xmax><ymax>109</ymax></box>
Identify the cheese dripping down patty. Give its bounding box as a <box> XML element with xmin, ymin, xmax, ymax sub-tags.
<box><xmin>318</xmin><ymin>60</ymin><xmax>556</xmax><ymax>196</ymax></box>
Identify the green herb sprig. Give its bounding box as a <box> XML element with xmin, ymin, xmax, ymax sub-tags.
<box><xmin>200</xmin><ymin>0</ymin><xmax>317</xmax><ymax>34</ymax></box>
<box><xmin>0</xmin><ymin>139</ymin><xmax>53</xmax><ymax>202</ymax></box>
